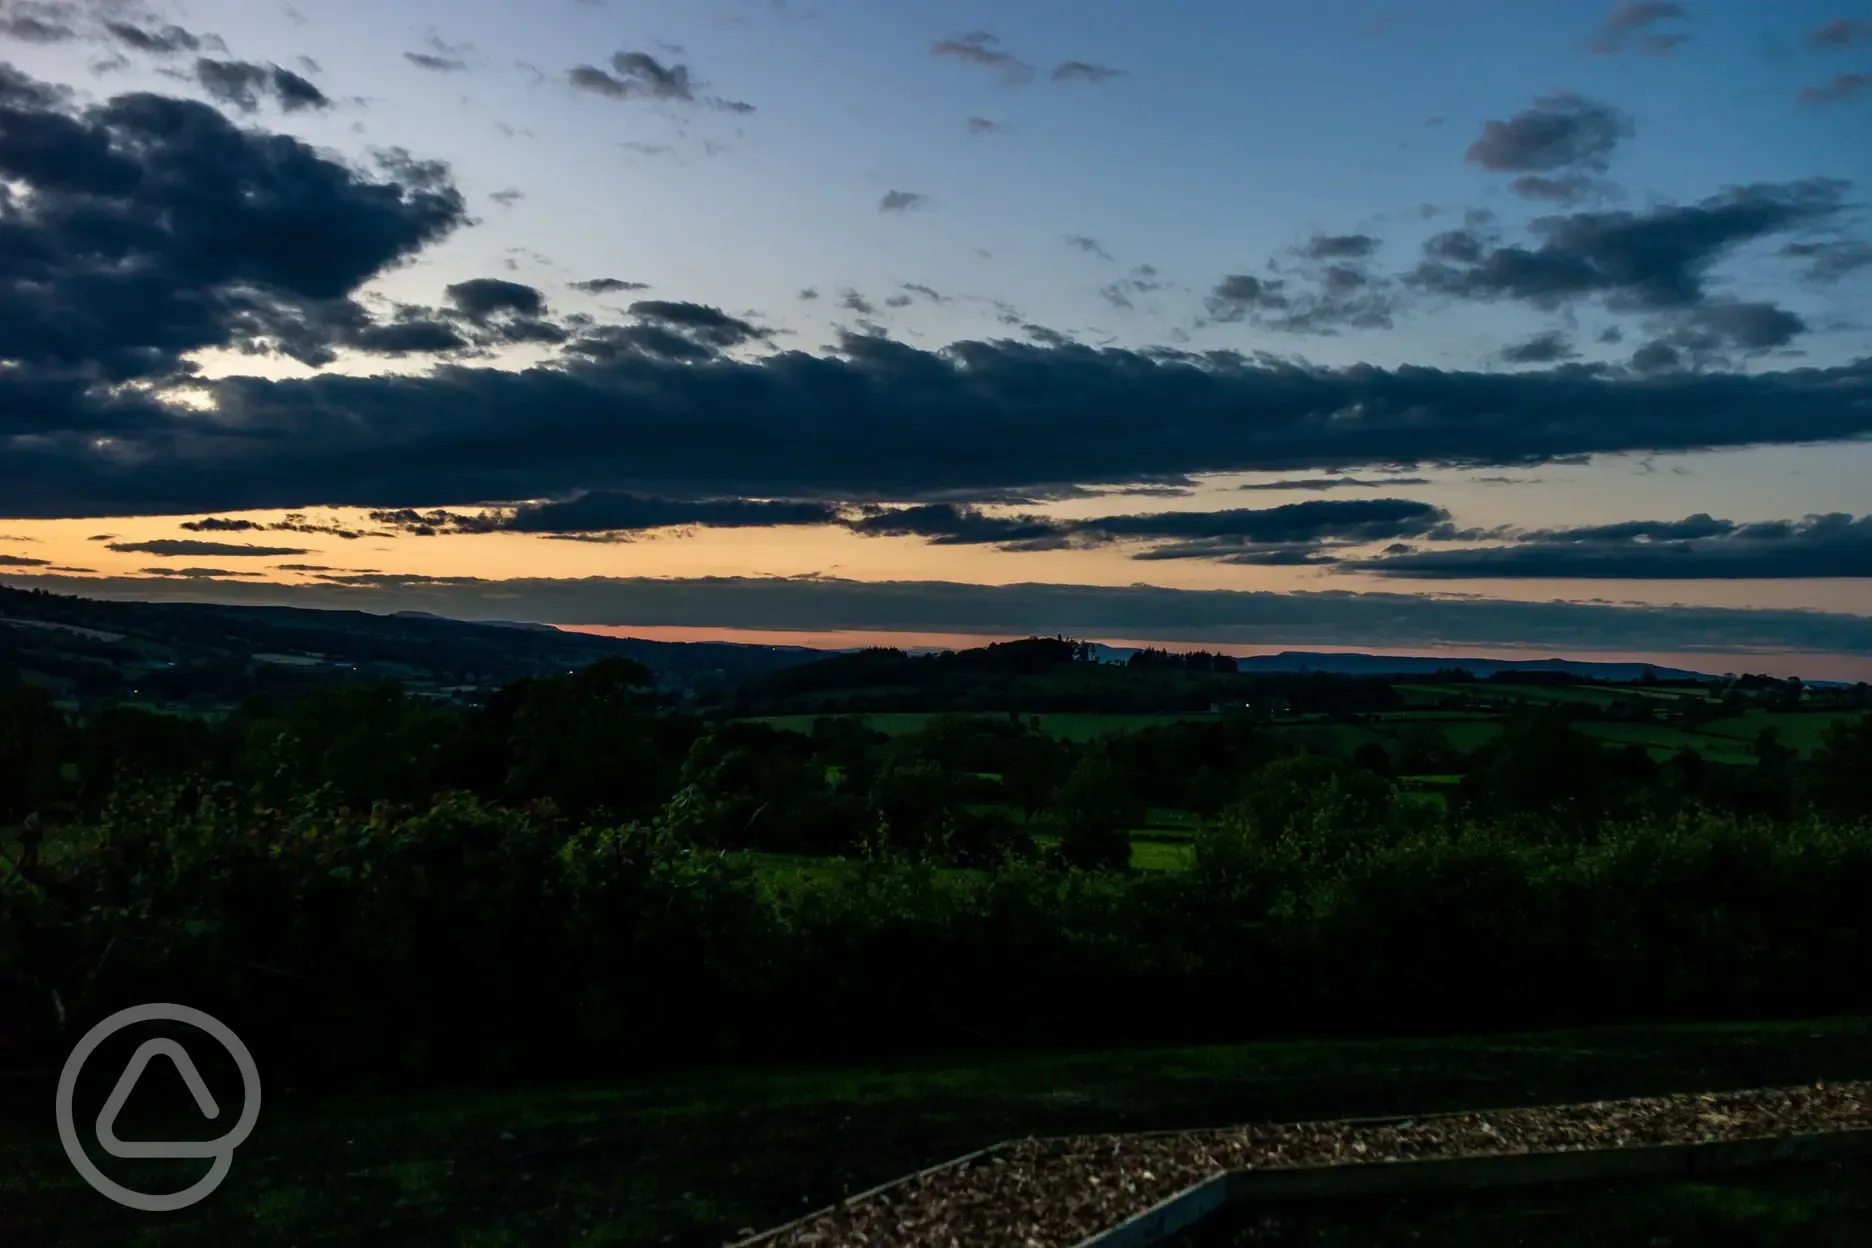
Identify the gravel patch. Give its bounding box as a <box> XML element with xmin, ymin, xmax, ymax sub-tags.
<box><xmin>734</xmin><ymin>1081</ymin><xmax>1872</xmax><ymax>1248</ymax></box>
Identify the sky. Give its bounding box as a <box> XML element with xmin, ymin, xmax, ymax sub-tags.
<box><xmin>2</xmin><ymin>0</ymin><xmax>1871</xmax><ymax>678</ymax></box>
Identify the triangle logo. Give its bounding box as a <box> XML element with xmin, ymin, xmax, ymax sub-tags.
<box><xmin>94</xmin><ymin>1038</ymin><xmax>224</xmax><ymax>1160</ymax></box>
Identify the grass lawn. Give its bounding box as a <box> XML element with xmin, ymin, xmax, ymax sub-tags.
<box><xmin>8</xmin><ymin>1018</ymin><xmax>1872</xmax><ymax>1248</ymax></box>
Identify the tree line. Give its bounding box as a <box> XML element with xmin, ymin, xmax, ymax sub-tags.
<box><xmin>3</xmin><ymin>657</ymin><xmax>1872</xmax><ymax>1087</ymax></box>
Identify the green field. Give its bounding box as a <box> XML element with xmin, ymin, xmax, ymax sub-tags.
<box><xmin>747</xmin><ymin>711</ymin><xmax>1225</xmax><ymax>740</ymax></box>
<box><xmin>1393</xmin><ymin>682</ymin><xmax>1716</xmax><ymax>709</ymax></box>
<box><xmin>1575</xmin><ymin>720</ymin><xmax>1758</xmax><ymax>764</ymax></box>
<box><xmin>1423</xmin><ymin>719</ymin><xmax>1505</xmax><ymax>752</ymax></box>
<box><xmin>1700</xmin><ymin>711</ymin><xmax>1860</xmax><ymax>755</ymax></box>
<box><xmin>9</xmin><ymin>1018</ymin><xmax>1872</xmax><ymax>1248</ymax></box>
<box><xmin>744</xmin><ymin>705</ymin><xmax>1859</xmax><ymax>766</ymax></box>
<box><xmin>1130</xmin><ymin>837</ymin><xmax>1199</xmax><ymax>871</ymax></box>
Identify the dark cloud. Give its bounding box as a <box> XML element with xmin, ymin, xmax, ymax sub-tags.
<box><xmin>1239</xmin><ymin>477</ymin><xmax>1432</xmax><ymax>491</ymax></box>
<box><xmin>1120</xmin><ymin>503</ymin><xmax>1477</xmax><ymax>565</ymax></box>
<box><xmin>1303</xmin><ymin>234</ymin><xmax>1380</xmax><ymax>260</ymax></box>
<box><xmin>194</xmin><ymin>58</ymin><xmax>331</xmax><ymax>112</ymax></box>
<box><xmin>1021</xmin><ymin>323</ymin><xmax>1074</xmax><ymax>348</ymax></box>
<box><xmin>107</xmin><ymin>539</ymin><xmax>310</xmax><ymax>557</ymax></box>
<box><xmin>508</xmin><ymin>495</ymin><xmax>841</xmax><ymax>535</ymax></box>
<box><xmin>569</xmin><ymin>277</ymin><xmax>649</xmax><ymax>294</ymax></box>
<box><xmin>181</xmin><ymin>515</ymin><xmax>383</xmax><ymax>540</ymax></box>
<box><xmin>0</xmin><ymin>553</ymin><xmax>50</xmax><ymax>567</ymax></box>
<box><xmin>178</xmin><ymin>517</ymin><xmax>264</xmax><ymax>532</ymax></box>
<box><xmin>1051</xmin><ymin>60</ymin><xmax>1125</xmax><ymax>85</ymax></box>
<box><xmin>0</xmin><ymin>67</ymin><xmax>467</xmax><ymax>393</ymax></box>
<box><xmin>797</xmin><ymin>287</ymin><xmax>819</xmax><ymax>300</ymax></box>
<box><xmin>106</xmin><ymin>21</ymin><xmax>220</xmax><ymax>54</ymax></box>
<box><xmin>845</xmin><ymin>503</ymin><xmax>1069</xmax><ymax>547</ymax></box>
<box><xmin>1501</xmin><ymin>331</ymin><xmax>1578</xmax><ymax>364</ymax></box>
<box><xmin>405</xmin><ymin>52</ymin><xmax>468</xmax><ymax>72</ymax></box>
<box><xmin>1411</xmin><ymin>179</ymin><xmax>1847</xmax><ymax>312</ymax></box>
<box><xmin>1625</xmin><ymin>299</ymin><xmax>1811</xmax><ymax>374</ymax></box>
<box><xmin>139</xmin><ymin>566</ymin><xmax>258</xmax><ymax>578</ymax></box>
<box><xmin>1079</xmin><ymin>499</ymin><xmax>1452</xmax><ymax>544</ymax></box>
<box><xmin>627</xmin><ymin>300</ymin><xmax>765</xmax><ymax>347</ymax></box>
<box><xmin>569</xmin><ymin>51</ymin><xmax>692</xmax><ymax>100</ymax></box>
<box><xmin>1206</xmin><ymin>236</ymin><xmax>1402</xmax><ymax>333</ymax></box>
<box><xmin>12</xmin><ymin>570</ymin><xmax>1866</xmax><ymax>660</ymax></box>
<box><xmin>1524</xmin><ymin>514</ymin><xmax>1738</xmax><ymax>542</ymax></box>
<box><xmin>11</xmin><ymin>323</ymin><xmax>1872</xmax><ymax>519</ymax></box>
<box><xmin>1466</xmin><ymin>92</ymin><xmax>1632</xmax><ymax>204</ymax></box>
<box><xmin>358</xmin><ymin>493</ymin><xmax>1461</xmax><ymax>563</ymax></box>
<box><xmin>1630</xmin><ymin>340</ymin><xmax>1682</xmax><ymax>374</ymax></box>
<box><xmin>838</xmin><ymin>289</ymin><xmax>876</xmax><ymax>315</ymax></box>
<box><xmin>1100</xmin><ymin>264</ymin><xmax>1168</xmax><ymax>311</ymax></box>
<box><xmin>1782</xmin><ymin>239</ymin><xmax>1872</xmax><ymax>282</ymax></box>
<box><xmin>880</xmin><ymin>190</ymin><xmax>927</xmax><ymax>212</ymax></box>
<box><xmin>843</xmin><ymin>497</ymin><xmax>1460</xmax><ymax>563</ymax></box>
<box><xmin>3</xmin><ymin>76</ymin><xmax>1870</xmax><ymax>521</ymax></box>
<box><xmin>0</xmin><ymin>2</ymin><xmax>75</xmax><ymax>43</ymax></box>
<box><xmin>445</xmin><ymin>278</ymin><xmax>547</xmax><ymax>322</ymax></box>
<box><xmin>369</xmin><ymin>494</ymin><xmax>845</xmax><ymax>538</ymax></box>
<box><xmin>1683</xmin><ymin>300</ymin><xmax>1806</xmax><ymax>350</ymax></box>
<box><xmin>348</xmin><ymin>315</ymin><xmax>471</xmax><ymax>356</ymax></box>
<box><xmin>900</xmin><ymin>283</ymin><xmax>947</xmax><ymax>303</ymax></box>
<box><xmin>567</xmin><ymin>50</ymin><xmax>752</xmax><ymax>111</ymax></box>
<box><xmin>931</xmin><ymin>31</ymin><xmax>1033</xmax><ymax>84</ymax></box>
<box><xmin>1349</xmin><ymin>512</ymin><xmax>1872</xmax><ymax>579</ymax></box>
<box><xmin>1807</xmin><ymin>18</ymin><xmax>1872</xmax><ymax>49</ymax></box>
<box><xmin>965</xmin><ymin>116</ymin><xmax>1005</xmax><ymax>135</ymax></box>
<box><xmin>561</xmin><ymin>302</ymin><xmax>766</xmax><ymax>364</ymax></box>
<box><xmin>1065</xmin><ymin>234</ymin><xmax>1112</xmax><ymax>260</ymax></box>
<box><xmin>1586</xmin><ymin>2</ymin><xmax>1689</xmax><ymax>56</ymax></box>
<box><xmin>1800</xmin><ymin>73</ymin><xmax>1872</xmax><ymax>104</ymax></box>
<box><xmin>1206</xmin><ymin>263</ymin><xmax>1398</xmax><ymax>334</ymax></box>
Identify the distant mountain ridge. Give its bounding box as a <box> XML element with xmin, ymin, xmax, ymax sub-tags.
<box><xmin>1085</xmin><ymin>645</ymin><xmax>1717</xmax><ymax>682</ymax></box>
<box><xmin>390</xmin><ymin>610</ymin><xmax>561</xmax><ymax>633</ymax></box>
<box><xmin>0</xmin><ymin>583</ymin><xmax>827</xmax><ymax>697</ymax></box>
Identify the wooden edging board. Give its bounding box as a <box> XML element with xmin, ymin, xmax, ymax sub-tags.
<box><xmin>1070</xmin><ymin>1127</ymin><xmax>1872</xmax><ymax>1248</ymax></box>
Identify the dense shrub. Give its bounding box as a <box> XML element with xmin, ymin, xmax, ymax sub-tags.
<box><xmin>7</xmin><ymin>780</ymin><xmax>1872</xmax><ymax>1086</ymax></box>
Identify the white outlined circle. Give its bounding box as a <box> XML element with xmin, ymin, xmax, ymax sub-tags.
<box><xmin>56</xmin><ymin>1003</ymin><xmax>262</xmax><ymax>1212</ymax></box>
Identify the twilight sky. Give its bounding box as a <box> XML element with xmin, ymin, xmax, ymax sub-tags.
<box><xmin>2</xmin><ymin>0</ymin><xmax>1871</xmax><ymax>677</ymax></box>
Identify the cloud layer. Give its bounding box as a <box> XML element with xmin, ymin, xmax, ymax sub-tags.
<box><xmin>1351</xmin><ymin>512</ymin><xmax>1872</xmax><ymax>579</ymax></box>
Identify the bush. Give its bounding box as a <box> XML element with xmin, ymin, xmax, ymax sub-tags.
<box><xmin>8</xmin><ymin>745</ymin><xmax>1872</xmax><ymax>1088</ymax></box>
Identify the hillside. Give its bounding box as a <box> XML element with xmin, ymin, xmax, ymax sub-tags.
<box><xmin>730</xmin><ymin>636</ymin><xmax>1747</xmax><ymax>718</ymax></box>
<box><xmin>0</xmin><ymin>583</ymin><xmax>823</xmax><ymax>711</ymax></box>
